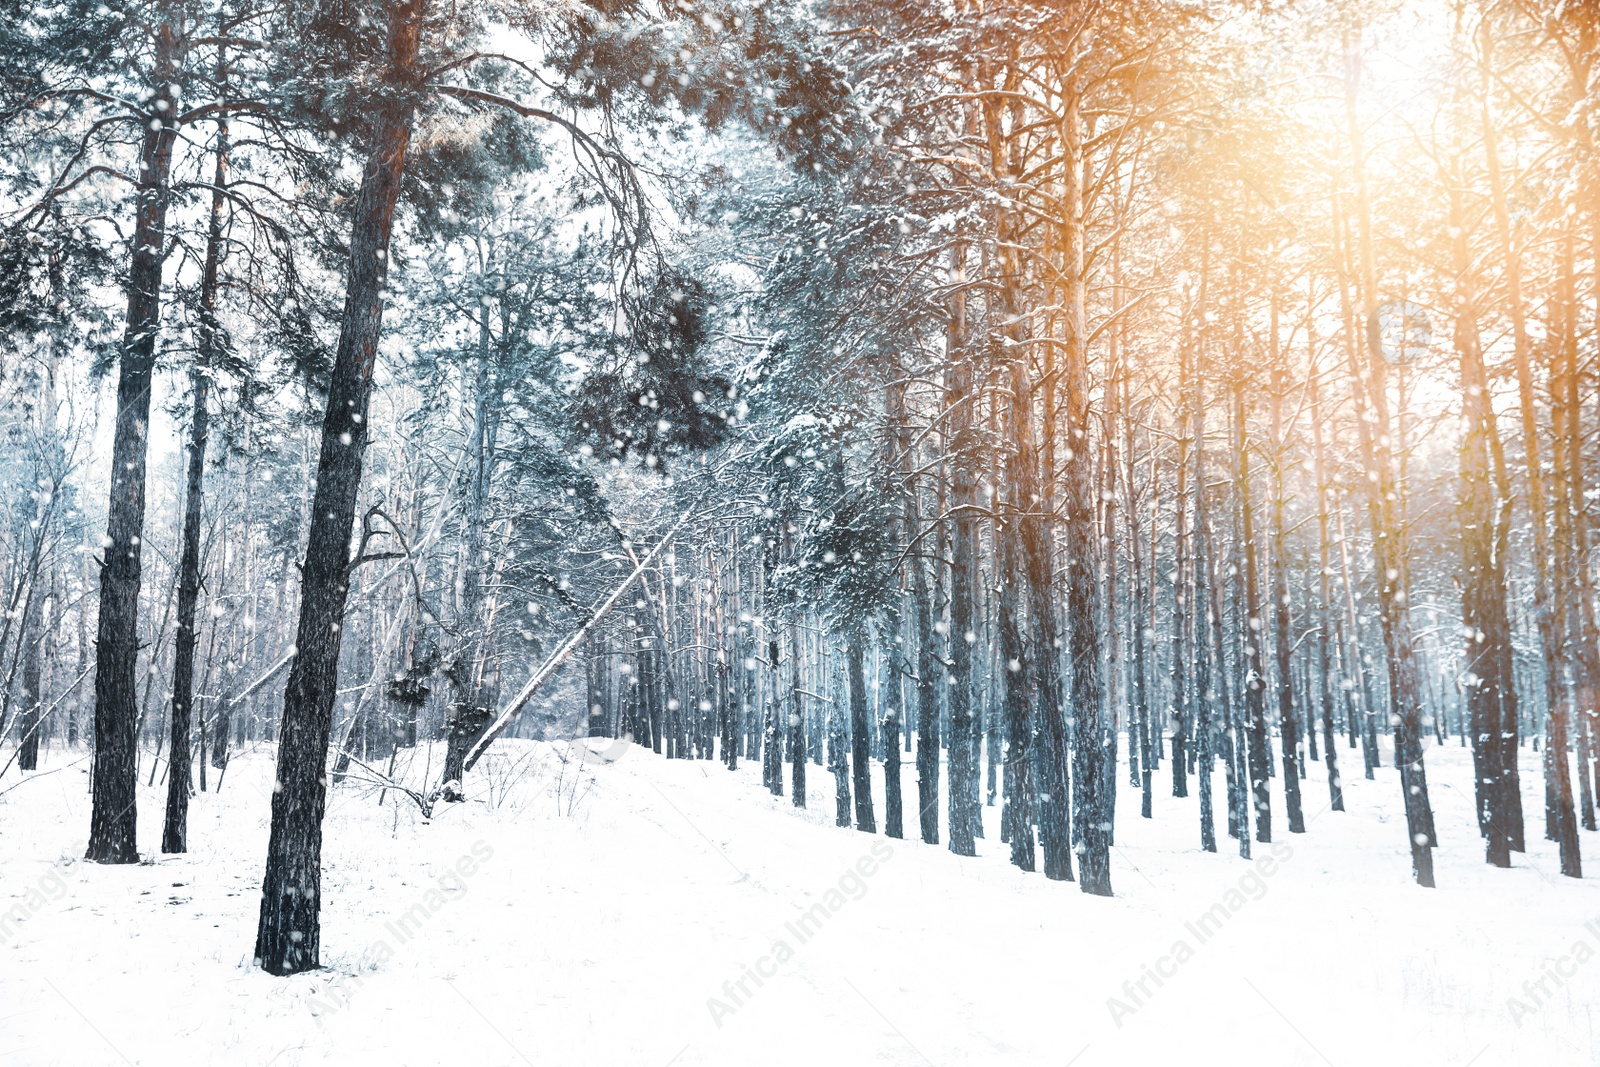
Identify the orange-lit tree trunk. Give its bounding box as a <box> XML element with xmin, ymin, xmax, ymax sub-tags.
<box><xmin>1343</xmin><ymin>22</ymin><xmax>1436</xmax><ymax>885</ymax></box>
<box><xmin>1479</xmin><ymin>25</ymin><xmax>1578</xmax><ymax>876</ymax></box>
<box><xmin>1059</xmin><ymin>78</ymin><xmax>1110</xmax><ymax>895</ymax></box>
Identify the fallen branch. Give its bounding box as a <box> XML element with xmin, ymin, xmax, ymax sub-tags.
<box><xmin>0</xmin><ymin>664</ymin><xmax>94</xmax><ymax>783</ymax></box>
<box><xmin>462</xmin><ymin>503</ymin><xmax>701</xmax><ymax>774</ymax></box>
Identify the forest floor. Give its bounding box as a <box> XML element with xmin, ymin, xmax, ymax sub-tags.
<box><xmin>1</xmin><ymin>733</ymin><xmax>1596</xmax><ymax>1066</ymax></box>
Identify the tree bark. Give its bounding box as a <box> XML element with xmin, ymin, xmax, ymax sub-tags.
<box><xmin>86</xmin><ymin>20</ymin><xmax>179</xmax><ymax>865</ymax></box>
<box><xmin>254</xmin><ymin>0</ymin><xmax>423</xmax><ymax>974</ymax></box>
<box><xmin>164</xmin><ymin>95</ymin><xmax>228</xmax><ymax>854</ymax></box>
<box><xmin>1448</xmin><ymin>161</ymin><xmax>1514</xmax><ymax>867</ymax></box>
<box><xmin>1234</xmin><ymin>377</ymin><xmax>1272</xmax><ymax>844</ymax></box>
<box><xmin>1269</xmin><ymin>294</ymin><xmax>1305</xmax><ymax>833</ymax></box>
<box><xmin>847</xmin><ymin>635</ymin><xmax>876</xmax><ymax>833</ymax></box>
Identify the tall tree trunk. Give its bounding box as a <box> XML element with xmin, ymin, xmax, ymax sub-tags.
<box><xmin>1480</xmin><ymin>23</ymin><xmax>1575</xmax><ymax>875</ymax></box>
<box><xmin>86</xmin><ymin>20</ymin><xmax>179</xmax><ymax>865</ymax></box>
<box><xmin>1169</xmin><ymin>308</ymin><xmax>1192</xmax><ymax>801</ymax></box>
<box><xmin>1345</xmin><ymin>22</ymin><xmax>1437</xmax><ymax>885</ymax></box>
<box><xmin>164</xmin><ymin>97</ymin><xmax>228</xmax><ymax>854</ymax></box>
<box><xmin>1192</xmin><ymin>303</ymin><xmax>1217</xmax><ymax>853</ymax></box>
<box><xmin>881</xmin><ymin>621</ymin><xmax>903</xmax><ymax>831</ymax></box>
<box><xmin>1125</xmin><ymin>380</ymin><xmax>1153</xmax><ymax>817</ymax></box>
<box><xmin>1563</xmin><ymin>228</ymin><xmax>1600</xmax><ymax>834</ymax></box>
<box><xmin>790</xmin><ymin>617</ymin><xmax>806</xmax><ymax>808</ymax></box>
<box><xmin>1269</xmin><ymin>294</ymin><xmax>1305</xmax><ymax>833</ymax></box>
<box><xmin>847</xmin><ymin>635</ymin><xmax>876</xmax><ymax>833</ymax></box>
<box><xmin>254</xmin><ymin>0</ymin><xmax>424</xmax><ymax>975</ymax></box>
<box><xmin>943</xmin><ymin>248</ymin><xmax>979</xmax><ymax>859</ymax></box>
<box><xmin>1550</xmin><ymin>225</ymin><xmax>1591</xmax><ymax>863</ymax></box>
<box><xmin>894</xmin><ymin>387</ymin><xmax>939</xmax><ymax>842</ymax></box>
<box><xmin>998</xmin><ymin>371</ymin><xmax>1035</xmax><ymax>871</ymax></box>
<box><xmin>1061</xmin><ymin>83</ymin><xmax>1110</xmax><ymax>895</ymax></box>
<box><xmin>1234</xmin><ymin>376</ymin><xmax>1272</xmax><ymax>844</ymax></box>
<box><xmin>1448</xmin><ymin>161</ymin><xmax>1515</xmax><ymax>867</ymax></box>
<box><xmin>1307</xmin><ymin>328</ymin><xmax>1346</xmax><ymax>814</ymax></box>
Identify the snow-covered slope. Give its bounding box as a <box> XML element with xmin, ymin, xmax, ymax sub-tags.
<box><xmin>2</xmin><ymin>738</ymin><xmax>1595</xmax><ymax>1065</ymax></box>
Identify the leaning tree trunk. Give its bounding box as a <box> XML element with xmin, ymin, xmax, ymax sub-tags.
<box><xmin>86</xmin><ymin>23</ymin><xmax>179</xmax><ymax>865</ymax></box>
<box><xmin>254</xmin><ymin>0</ymin><xmax>423</xmax><ymax>975</ymax></box>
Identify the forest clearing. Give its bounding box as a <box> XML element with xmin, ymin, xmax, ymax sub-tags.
<box><xmin>3</xmin><ymin>741</ymin><xmax>1595</xmax><ymax>1064</ymax></box>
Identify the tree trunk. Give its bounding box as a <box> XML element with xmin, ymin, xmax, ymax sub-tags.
<box><xmin>790</xmin><ymin>619</ymin><xmax>806</xmax><ymax>808</ymax></box>
<box><xmin>1169</xmin><ymin>320</ymin><xmax>1192</xmax><ymax>801</ymax></box>
<box><xmin>86</xmin><ymin>21</ymin><xmax>179</xmax><ymax>865</ymax></box>
<box><xmin>998</xmin><ymin>379</ymin><xmax>1035</xmax><ymax>871</ymax></box>
<box><xmin>1060</xmin><ymin>85</ymin><xmax>1110</xmax><ymax>895</ymax></box>
<box><xmin>1269</xmin><ymin>295</ymin><xmax>1305</xmax><ymax>833</ymax></box>
<box><xmin>1307</xmin><ymin>325</ymin><xmax>1346</xmax><ymax>814</ymax></box>
<box><xmin>1344</xmin><ymin>23</ymin><xmax>1437</xmax><ymax>885</ymax></box>
<box><xmin>1448</xmin><ymin>161</ymin><xmax>1514</xmax><ymax>867</ymax></box>
<box><xmin>847</xmin><ymin>635</ymin><xmax>876</xmax><ymax>833</ymax></box>
<box><xmin>254</xmin><ymin>0</ymin><xmax>423</xmax><ymax>975</ymax></box>
<box><xmin>1234</xmin><ymin>377</ymin><xmax>1272</xmax><ymax>844</ymax></box>
<box><xmin>164</xmin><ymin>101</ymin><xmax>228</xmax><ymax>854</ymax></box>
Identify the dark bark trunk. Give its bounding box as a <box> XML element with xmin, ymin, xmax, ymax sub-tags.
<box><xmin>1307</xmin><ymin>334</ymin><xmax>1346</xmax><ymax>814</ymax></box>
<box><xmin>1061</xmin><ymin>87</ymin><xmax>1109</xmax><ymax>895</ymax></box>
<box><xmin>1269</xmin><ymin>297</ymin><xmax>1305</xmax><ymax>834</ymax></box>
<box><xmin>998</xmin><ymin>385</ymin><xmax>1035</xmax><ymax>872</ymax></box>
<box><xmin>86</xmin><ymin>23</ymin><xmax>179</xmax><ymax>865</ymax></box>
<box><xmin>1192</xmin><ymin>349</ymin><xmax>1217</xmax><ymax>853</ymax></box>
<box><xmin>1128</xmin><ymin>406</ymin><xmax>1153</xmax><ymax>818</ymax></box>
<box><xmin>943</xmin><ymin>272</ymin><xmax>979</xmax><ymax>858</ymax></box>
<box><xmin>1480</xmin><ymin>26</ymin><xmax>1572</xmax><ymax>877</ymax></box>
<box><xmin>1234</xmin><ymin>378</ymin><xmax>1272</xmax><ymax>844</ymax></box>
<box><xmin>18</xmin><ymin>593</ymin><xmax>41</xmax><ymax>771</ymax></box>
<box><xmin>790</xmin><ymin>621</ymin><xmax>806</xmax><ymax>808</ymax></box>
<box><xmin>1448</xmin><ymin>165</ymin><xmax>1513</xmax><ymax>867</ymax></box>
<box><xmin>1344</xmin><ymin>25</ymin><xmax>1437</xmax><ymax>885</ymax></box>
<box><xmin>1169</xmin><ymin>331</ymin><xmax>1192</xmax><ymax>801</ymax></box>
<box><xmin>164</xmin><ymin>104</ymin><xmax>226</xmax><ymax>855</ymax></box>
<box><xmin>254</xmin><ymin>0</ymin><xmax>422</xmax><ymax>974</ymax></box>
<box><xmin>847</xmin><ymin>636</ymin><xmax>876</xmax><ymax>833</ymax></box>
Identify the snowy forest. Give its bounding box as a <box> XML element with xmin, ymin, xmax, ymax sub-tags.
<box><xmin>2</xmin><ymin>0</ymin><xmax>1599</xmax><ymax>1061</ymax></box>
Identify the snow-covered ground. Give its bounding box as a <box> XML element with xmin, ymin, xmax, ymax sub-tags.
<box><xmin>2</xmin><ymin>735</ymin><xmax>1596</xmax><ymax>1066</ymax></box>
